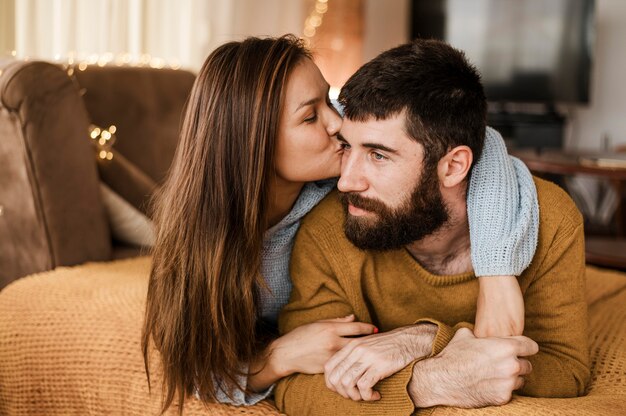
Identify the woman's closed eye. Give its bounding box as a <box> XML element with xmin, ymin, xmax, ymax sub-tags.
<box><xmin>304</xmin><ymin>113</ymin><xmax>318</xmax><ymax>123</ymax></box>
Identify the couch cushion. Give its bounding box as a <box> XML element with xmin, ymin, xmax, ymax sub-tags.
<box><xmin>74</xmin><ymin>66</ymin><xmax>196</xmax><ymax>185</ymax></box>
<box><xmin>97</xmin><ymin>147</ymin><xmax>157</xmax><ymax>217</ymax></box>
<box><xmin>100</xmin><ymin>182</ymin><xmax>154</xmax><ymax>247</ymax></box>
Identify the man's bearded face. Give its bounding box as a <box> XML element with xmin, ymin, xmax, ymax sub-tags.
<box><xmin>340</xmin><ymin>162</ymin><xmax>449</xmax><ymax>251</ymax></box>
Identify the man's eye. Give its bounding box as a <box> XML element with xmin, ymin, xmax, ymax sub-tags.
<box><xmin>340</xmin><ymin>142</ymin><xmax>351</xmax><ymax>150</ymax></box>
<box><xmin>304</xmin><ymin>113</ymin><xmax>318</xmax><ymax>123</ymax></box>
<box><xmin>372</xmin><ymin>152</ymin><xmax>387</xmax><ymax>161</ymax></box>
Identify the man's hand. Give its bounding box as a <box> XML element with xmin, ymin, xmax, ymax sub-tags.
<box><xmin>409</xmin><ymin>328</ymin><xmax>538</xmax><ymax>408</ymax></box>
<box><xmin>324</xmin><ymin>323</ymin><xmax>437</xmax><ymax>401</ymax></box>
<box><xmin>474</xmin><ymin>275</ymin><xmax>525</xmax><ymax>337</ymax></box>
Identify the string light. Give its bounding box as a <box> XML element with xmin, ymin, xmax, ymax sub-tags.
<box><xmin>89</xmin><ymin>124</ymin><xmax>117</xmax><ymax>161</ymax></box>
<box><xmin>2</xmin><ymin>49</ymin><xmax>182</xmax><ymax>165</ymax></box>
<box><xmin>2</xmin><ymin>50</ymin><xmax>183</xmax><ymax>71</ymax></box>
<box><xmin>303</xmin><ymin>0</ymin><xmax>330</xmax><ymax>46</ymax></box>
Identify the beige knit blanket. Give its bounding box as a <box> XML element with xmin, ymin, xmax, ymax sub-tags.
<box><xmin>0</xmin><ymin>257</ymin><xmax>625</xmax><ymax>415</ymax></box>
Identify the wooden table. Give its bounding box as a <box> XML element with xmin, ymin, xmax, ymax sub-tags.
<box><xmin>512</xmin><ymin>149</ymin><xmax>626</xmax><ymax>270</ymax></box>
<box><xmin>512</xmin><ymin>149</ymin><xmax>626</xmax><ymax>180</ymax></box>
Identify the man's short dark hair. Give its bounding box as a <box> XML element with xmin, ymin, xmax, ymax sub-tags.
<box><xmin>338</xmin><ymin>39</ymin><xmax>487</xmax><ymax>170</ymax></box>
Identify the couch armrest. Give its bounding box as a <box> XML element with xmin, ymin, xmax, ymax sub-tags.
<box><xmin>0</xmin><ymin>60</ymin><xmax>111</xmax><ymax>289</ymax></box>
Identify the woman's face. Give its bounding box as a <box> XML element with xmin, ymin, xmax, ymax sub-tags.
<box><xmin>275</xmin><ymin>58</ymin><xmax>343</xmax><ymax>185</ymax></box>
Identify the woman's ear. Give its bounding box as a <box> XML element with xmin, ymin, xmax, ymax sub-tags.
<box><xmin>437</xmin><ymin>146</ymin><xmax>473</xmax><ymax>188</ymax></box>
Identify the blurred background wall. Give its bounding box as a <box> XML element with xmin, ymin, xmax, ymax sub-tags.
<box><xmin>0</xmin><ymin>0</ymin><xmax>624</xmax><ymax>150</ymax></box>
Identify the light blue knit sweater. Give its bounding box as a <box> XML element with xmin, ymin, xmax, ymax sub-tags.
<box><xmin>216</xmin><ymin>127</ymin><xmax>539</xmax><ymax>405</ymax></box>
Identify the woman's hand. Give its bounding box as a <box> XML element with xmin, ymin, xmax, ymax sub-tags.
<box><xmin>474</xmin><ymin>275</ymin><xmax>525</xmax><ymax>338</ymax></box>
<box><xmin>248</xmin><ymin>315</ymin><xmax>376</xmax><ymax>393</ymax></box>
<box><xmin>273</xmin><ymin>314</ymin><xmax>378</xmax><ymax>375</ymax></box>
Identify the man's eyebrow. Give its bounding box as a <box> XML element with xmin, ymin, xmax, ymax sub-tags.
<box><xmin>336</xmin><ymin>133</ymin><xmax>398</xmax><ymax>154</ymax></box>
<box><xmin>362</xmin><ymin>142</ymin><xmax>399</xmax><ymax>154</ymax></box>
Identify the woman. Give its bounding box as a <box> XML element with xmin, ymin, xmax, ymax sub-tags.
<box><xmin>142</xmin><ymin>35</ymin><xmax>536</xmax><ymax>411</ymax></box>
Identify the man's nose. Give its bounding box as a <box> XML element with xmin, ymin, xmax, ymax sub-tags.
<box><xmin>338</xmin><ymin>153</ymin><xmax>367</xmax><ymax>193</ymax></box>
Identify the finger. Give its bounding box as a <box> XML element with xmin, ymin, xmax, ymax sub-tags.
<box><xmin>510</xmin><ymin>336</ymin><xmax>539</xmax><ymax>357</ymax></box>
<box><xmin>325</xmin><ymin>358</ymin><xmax>353</xmax><ymax>398</ymax></box>
<box><xmin>325</xmin><ymin>340</ymin><xmax>360</xmax><ymax>376</ymax></box>
<box><xmin>339</xmin><ymin>362</ymin><xmax>368</xmax><ymax>401</ymax></box>
<box><xmin>517</xmin><ymin>359</ymin><xmax>533</xmax><ymax>376</ymax></box>
<box><xmin>334</xmin><ymin>322</ymin><xmax>377</xmax><ymax>337</ymax></box>
<box><xmin>356</xmin><ymin>369</ymin><xmax>383</xmax><ymax>401</ymax></box>
<box><xmin>326</xmin><ymin>346</ymin><xmax>364</xmax><ymax>397</ymax></box>
<box><xmin>319</xmin><ymin>314</ymin><xmax>355</xmax><ymax>323</ymax></box>
<box><xmin>514</xmin><ymin>376</ymin><xmax>525</xmax><ymax>391</ymax></box>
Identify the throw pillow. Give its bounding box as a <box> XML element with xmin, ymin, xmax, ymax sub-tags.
<box><xmin>100</xmin><ymin>182</ymin><xmax>155</xmax><ymax>247</ymax></box>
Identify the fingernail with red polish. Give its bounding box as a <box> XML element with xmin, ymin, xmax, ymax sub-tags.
<box><xmin>373</xmin><ymin>327</ymin><xmax>379</xmax><ymax>334</ymax></box>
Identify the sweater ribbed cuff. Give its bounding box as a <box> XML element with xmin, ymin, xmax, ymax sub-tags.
<box><xmin>413</xmin><ymin>319</ymin><xmax>475</xmax><ymax>357</ymax></box>
<box><xmin>359</xmin><ymin>361</ymin><xmax>417</xmax><ymax>415</ymax></box>
<box><xmin>413</xmin><ymin>318</ymin><xmax>456</xmax><ymax>356</ymax></box>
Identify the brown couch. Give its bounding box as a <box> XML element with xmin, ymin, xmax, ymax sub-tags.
<box><xmin>0</xmin><ymin>59</ymin><xmax>195</xmax><ymax>289</ymax></box>
<box><xmin>1</xmin><ymin>60</ymin><xmax>626</xmax><ymax>416</ymax></box>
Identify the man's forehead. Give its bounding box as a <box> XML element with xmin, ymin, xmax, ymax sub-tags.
<box><xmin>340</xmin><ymin>114</ymin><xmax>413</xmax><ymax>146</ymax></box>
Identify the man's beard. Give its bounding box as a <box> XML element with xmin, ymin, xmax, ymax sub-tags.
<box><xmin>340</xmin><ymin>164</ymin><xmax>449</xmax><ymax>251</ymax></box>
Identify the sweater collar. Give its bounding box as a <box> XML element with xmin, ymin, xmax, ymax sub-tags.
<box><xmin>398</xmin><ymin>248</ymin><xmax>476</xmax><ymax>287</ymax></box>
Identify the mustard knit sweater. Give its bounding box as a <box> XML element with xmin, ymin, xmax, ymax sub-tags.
<box><xmin>275</xmin><ymin>177</ymin><xmax>590</xmax><ymax>416</ymax></box>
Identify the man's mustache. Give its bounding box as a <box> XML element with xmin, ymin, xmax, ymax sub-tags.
<box><xmin>339</xmin><ymin>192</ymin><xmax>389</xmax><ymax>214</ymax></box>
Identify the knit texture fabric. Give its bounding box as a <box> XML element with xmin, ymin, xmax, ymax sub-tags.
<box><xmin>275</xmin><ymin>178</ymin><xmax>589</xmax><ymax>415</ymax></box>
<box><xmin>0</xmin><ymin>257</ymin><xmax>282</xmax><ymax>416</ymax></box>
<box><xmin>259</xmin><ymin>179</ymin><xmax>336</xmax><ymax>324</ymax></box>
<box><xmin>1</xmin><ymin>253</ymin><xmax>625</xmax><ymax>414</ymax></box>
<box><xmin>468</xmin><ymin>127</ymin><xmax>539</xmax><ymax>276</ymax></box>
<box><xmin>259</xmin><ymin>127</ymin><xmax>537</xmax><ymax>327</ymax></box>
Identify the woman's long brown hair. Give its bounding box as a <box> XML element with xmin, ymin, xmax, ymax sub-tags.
<box><xmin>141</xmin><ymin>35</ymin><xmax>310</xmax><ymax>413</ymax></box>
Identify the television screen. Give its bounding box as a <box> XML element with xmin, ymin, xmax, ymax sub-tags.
<box><xmin>410</xmin><ymin>0</ymin><xmax>595</xmax><ymax>103</ymax></box>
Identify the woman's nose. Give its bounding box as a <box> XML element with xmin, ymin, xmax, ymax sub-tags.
<box><xmin>325</xmin><ymin>106</ymin><xmax>342</xmax><ymax>137</ymax></box>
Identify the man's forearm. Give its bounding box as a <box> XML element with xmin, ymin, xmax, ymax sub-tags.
<box><xmin>405</xmin><ymin>322</ymin><xmax>438</xmax><ymax>358</ymax></box>
<box><xmin>408</xmin><ymin>357</ymin><xmax>447</xmax><ymax>408</ymax></box>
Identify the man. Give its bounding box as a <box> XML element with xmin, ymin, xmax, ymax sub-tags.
<box><xmin>274</xmin><ymin>39</ymin><xmax>589</xmax><ymax>415</ymax></box>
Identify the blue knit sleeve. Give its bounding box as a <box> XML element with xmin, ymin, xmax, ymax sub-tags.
<box><xmin>195</xmin><ymin>366</ymin><xmax>275</xmax><ymax>406</ymax></box>
<box><xmin>468</xmin><ymin>127</ymin><xmax>539</xmax><ymax>276</ymax></box>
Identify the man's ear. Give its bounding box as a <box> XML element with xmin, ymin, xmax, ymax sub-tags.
<box><xmin>437</xmin><ymin>146</ymin><xmax>473</xmax><ymax>188</ymax></box>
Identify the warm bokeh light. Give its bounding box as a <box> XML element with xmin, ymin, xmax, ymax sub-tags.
<box><xmin>305</xmin><ymin>0</ymin><xmax>363</xmax><ymax>95</ymax></box>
